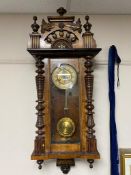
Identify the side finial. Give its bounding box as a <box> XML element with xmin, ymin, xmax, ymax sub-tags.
<box><xmin>83</xmin><ymin>15</ymin><xmax>92</xmax><ymax>32</ymax></box>
<box><xmin>31</xmin><ymin>16</ymin><xmax>40</xmax><ymax>33</ymax></box>
<box><xmin>82</xmin><ymin>15</ymin><xmax>96</xmax><ymax>48</ymax></box>
<box><xmin>57</xmin><ymin>7</ymin><xmax>67</xmax><ymax>16</ymax></box>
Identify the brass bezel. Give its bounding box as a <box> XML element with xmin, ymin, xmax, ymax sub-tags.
<box><xmin>52</xmin><ymin>64</ymin><xmax>77</xmax><ymax>90</ymax></box>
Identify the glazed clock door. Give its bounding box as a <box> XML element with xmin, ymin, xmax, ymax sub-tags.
<box><xmin>47</xmin><ymin>38</ymin><xmax>81</xmax><ymax>152</ymax></box>
<box><xmin>50</xmin><ymin>59</ymin><xmax>81</xmax><ymax>152</ymax></box>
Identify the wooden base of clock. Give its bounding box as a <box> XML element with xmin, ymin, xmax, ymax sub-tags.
<box><xmin>31</xmin><ymin>151</ymin><xmax>100</xmax><ymax>160</ymax></box>
<box><xmin>32</xmin><ymin>152</ymin><xmax>100</xmax><ymax>174</ymax></box>
<box><xmin>35</xmin><ymin>158</ymin><xmax>96</xmax><ymax>174</ymax></box>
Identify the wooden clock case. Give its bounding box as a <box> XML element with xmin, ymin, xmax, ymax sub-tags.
<box><xmin>27</xmin><ymin>7</ymin><xmax>101</xmax><ymax>174</ymax></box>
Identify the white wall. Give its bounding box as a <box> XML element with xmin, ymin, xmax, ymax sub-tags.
<box><xmin>0</xmin><ymin>14</ymin><xmax>130</xmax><ymax>175</ymax></box>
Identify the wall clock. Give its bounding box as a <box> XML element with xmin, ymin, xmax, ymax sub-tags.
<box><xmin>27</xmin><ymin>7</ymin><xmax>102</xmax><ymax>174</ymax></box>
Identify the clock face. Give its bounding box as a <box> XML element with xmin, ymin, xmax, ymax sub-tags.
<box><xmin>52</xmin><ymin>64</ymin><xmax>77</xmax><ymax>89</ymax></box>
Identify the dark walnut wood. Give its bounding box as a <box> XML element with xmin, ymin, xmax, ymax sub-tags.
<box><xmin>30</xmin><ymin>16</ymin><xmax>41</xmax><ymax>49</ymax></box>
<box><xmin>32</xmin><ymin>58</ymin><xmax>45</xmax><ymax>168</ymax></box>
<box><xmin>27</xmin><ymin>48</ymin><xmax>101</xmax><ymax>59</ymax></box>
<box><xmin>84</xmin><ymin>56</ymin><xmax>100</xmax><ymax>166</ymax></box>
<box><xmin>57</xmin><ymin>159</ymin><xmax>75</xmax><ymax>174</ymax></box>
<box><xmin>41</xmin><ymin>7</ymin><xmax>81</xmax><ymax>33</ymax></box>
<box><xmin>37</xmin><ymin>160</ymin><xmax>44</xmax><ymax>169</ymax></box>
<box><xmin>57</xmin><ymin>7</ymin><xmax>67</xmax><ymax>16</ymax></box>
<box><xmin>82</xmin><ymin>15</ymin><xmax>96</xmax><ymax>48</ymax></box>
<box><xmin>87</xmin><ymin>159</ymin><xmax>94</xmax><ymax>168</ymax></box>
<box><xmin>28</xmin><ymin>7</ymin><xmax>102</xmax><ymax>174</ymax></box>
<box><xmin>31</xmin><ymin>16</ymin><xmax>40</xmax><ymax>33</ymax></box>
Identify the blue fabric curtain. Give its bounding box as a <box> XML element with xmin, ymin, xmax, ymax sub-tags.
<box><xmin>108</xmin><ymin>45</ymin><xmax>121</xmax><ymax>175</ymax></box>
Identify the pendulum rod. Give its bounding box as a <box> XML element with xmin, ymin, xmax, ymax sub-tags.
<box><xmin>64</xmin><ymin>89</ymin><xmax>69</xmax><ymax>113</ymax></box>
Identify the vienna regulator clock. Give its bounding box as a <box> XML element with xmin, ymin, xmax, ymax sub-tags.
<box><xmin>27</xmin><ymin>7</ymin><xmax>101</xmax><ymax>174</ymax></box>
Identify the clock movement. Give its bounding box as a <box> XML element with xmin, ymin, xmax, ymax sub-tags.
<box><xmin>27</xmin><ymin>7</ymin><xmax>102</xmax><ymax>174</ymax></box>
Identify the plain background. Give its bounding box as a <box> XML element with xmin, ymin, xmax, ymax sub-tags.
<box><xmin>0</xmin><ymin>14</ymin><xmax>130</xmax><ymax>175</ymax></box>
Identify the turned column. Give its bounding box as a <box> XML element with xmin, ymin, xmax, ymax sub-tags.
<box><xmin>34</xmin><ymin>57</ymin><xmax>45</xmax><ymax>169</ymax></box>
<box><xmin>84</xmin><ymin>56</ymin><xmax>98</xmax><ymax>168</ymax></box>
<box><xmin>82</xmin><ymin>15</ymin><xmax>98</xmax><ymax>155</ymax></box>
<box><xmin>84</xmin><ymin>56</ymin><xmax>97</xmax><ymax>151</ymax></box>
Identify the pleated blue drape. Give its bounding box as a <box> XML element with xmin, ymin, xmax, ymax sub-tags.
<box><xmin>108</xmin><ymin>45</ymin><xmax>121</xmax><ymax>175</ymax></box>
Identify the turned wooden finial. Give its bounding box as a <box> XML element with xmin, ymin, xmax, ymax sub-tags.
<box><xmin>82</xmin><ymin>15</ymin><xmax>96</xmax><ymax>48</ymax></box>
<box><xmin>31</xmin><ymin>16</ymin><xmax>40</xmax><ymax>33</ymax></box>
<box><xmin>57</xmin><ymin>7</ymin><xmax>67</xmax><ymax>16</ymax></box>
<box><xmin>83</xmin><ymin>15</ymin><xmax>92</xmax><ymax>32</ymax></box>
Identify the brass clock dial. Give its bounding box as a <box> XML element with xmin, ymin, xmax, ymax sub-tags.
<box><xmin>52</xmin><ymin>64</ymin><xmax>77</xmax><ymax>90</ymax></box>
